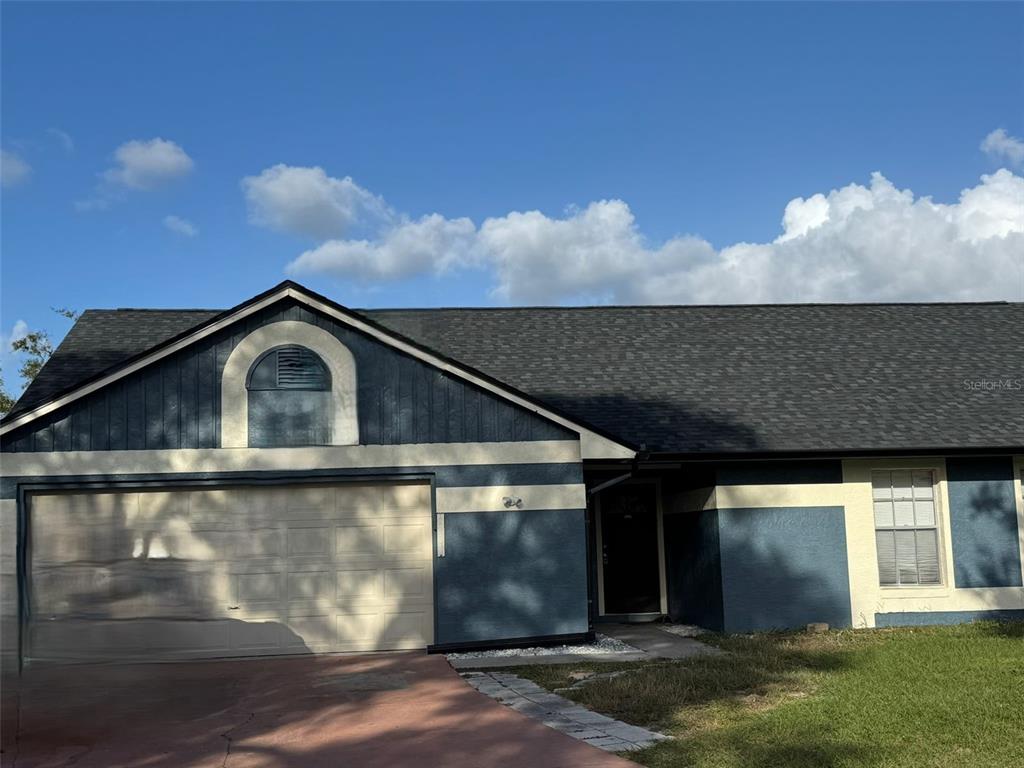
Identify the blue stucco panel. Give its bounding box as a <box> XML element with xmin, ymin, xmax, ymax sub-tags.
<box><xmin>946</xmin><ymin>457</ymin><xmax>1022</xmax><ymax>589</ymax></box>
<box><xmin>718</xmin><ymin>506</ymin><xmax>852</xmax><ymax>632</ymax></box>
<box><xmin>664</xmin><ymin>510</ymin><xmax>724</xmax><ymax>631</ymax></box>
<box><xmin>434</xmin><ymin>509</ymin><xmax>589</xmax><ymax>645</ymax></box>
<box><xmin>875</xmin><ymin>610</ymin><xmax>1024</xmax><ymax>627</ymax></box>
<box><xmin>2</xmin><ymin>299</ymin><xmax>575</xmax><ymax>451</ymax></box>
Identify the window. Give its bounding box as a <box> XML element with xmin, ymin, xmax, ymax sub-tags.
<box><xmin>872</xmin><ymin>470</ymin><xmax>941</xmax><ymax>586</ymax></box>
<box><xmin>246</xmin><ymin>345</ymin><xmax>332</xmax><ymax>447</ymax></box>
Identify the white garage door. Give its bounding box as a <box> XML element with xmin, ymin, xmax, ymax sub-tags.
<box><xmin>27</xmin><ymin>481</ymin><xmax>434</xmax><ymax>661</ymax></box>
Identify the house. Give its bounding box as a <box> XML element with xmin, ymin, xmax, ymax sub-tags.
<box><xmin>1</xmin><ymin>280</ymin><xmax>1022</xmax><ymax>670</ymax></box>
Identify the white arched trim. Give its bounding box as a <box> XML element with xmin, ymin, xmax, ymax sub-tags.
<box><xmin>221</xmin><ymin>321</ymin><xmax>358</xmax><ymax>448</ymax></box>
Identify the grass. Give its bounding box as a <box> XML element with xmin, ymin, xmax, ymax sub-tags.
<box><xmin>508</xmin><ymin>622</ymin><xmax>1024</xmax><ymax>768</ymax></box>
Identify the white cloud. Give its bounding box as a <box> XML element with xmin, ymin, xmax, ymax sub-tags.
<box><xmin>242</xmin><ymin>164</ymin><xmax>392</xmax><ymax>240</ymax></box>
<box><xmin>102</xmin><ymin>138</ymin><xmax>194</xmax><ymax>189</ymax></box>
<box><xmin>981</xmin><ymin>128</ymin><xmax>1024</xmax><ymax>167</ymax></box>
<box><xmin>282</xmin><ymin>169</ymin><xmax>1024</xmax><ymax>304</ymax></box>
<box><xmin>163</xmin><ymin>215</ymin><xmax>198</xmax><ymax>237</ymax></box>
<box><xmin>290</xmin><ymin>214</ymin><xmax>477</xmax><ymax>280</ymax></box>
<box><xmin>47</xmin><ymin>128</ymin><xmax>75</xmax><ymax>153</ymax></box>
<box><xmin>2</xmin><ymin>320</ymin><xmax>29</xmax><ymax>349</ymax></box>
<box><xmin>1</xmin><ymin>149</ymin><xmax>32</xmax><ymax>187</ymax></box>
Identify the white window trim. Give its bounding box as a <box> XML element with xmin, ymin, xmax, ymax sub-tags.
<box><xmin>870</xmin><ymin>461</ymin><xmax>954</xmax><ymax>597</ymax></box>
<box><xmin>871</xmin><ymin>468</ymin><xmax>944</xmax><ymax>589</ymax></box>
<box><xmin>221</xmin><ymin>321</ymin><xmax>358</xmax><ymax>448</ymax></box>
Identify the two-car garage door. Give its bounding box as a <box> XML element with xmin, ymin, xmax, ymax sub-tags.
<box><xmin>26</xmin><ymin>480</ymin><xmax>434</xmax><ymax>662</ymax></box>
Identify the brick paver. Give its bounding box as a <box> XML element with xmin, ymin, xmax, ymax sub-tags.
<box><xmin>462</xmin><ymin>670</ymin><xmax>671</xmax><ymax>753</ymax></box>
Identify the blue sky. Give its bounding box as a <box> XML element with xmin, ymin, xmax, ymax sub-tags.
<box><xmin>2</xmin><ymin>2</ymin><xmax>1023</xmax><ymax>391</ymax></box>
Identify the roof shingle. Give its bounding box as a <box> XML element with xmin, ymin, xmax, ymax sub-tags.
<box><xmin>9</xmin><ymin>301</ymin><xmax>1023</xmax><ymax>454</ymax></box>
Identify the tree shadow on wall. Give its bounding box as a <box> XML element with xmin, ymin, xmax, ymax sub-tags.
<box><xmin>953</xmin><ymin>481</ymin><xmax>1023</xmax><ymax>589</ymax></box>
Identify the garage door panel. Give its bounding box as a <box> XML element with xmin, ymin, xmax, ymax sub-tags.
<box><xmin>286</xmin><ymin>570</ymin><xmax>334</xmax><ymax>603</ymax></box>
<box><xmin>382</xmin><ymin>610</ymin><xmax>431</xmax><ymax>647</ymax></box>
<box><xmin>336</xmin><ymin>568</ymin><xmax>384</xmax><ymax>601</ymax></box>
<box><xmin>335</xmin><ymin>524</ymin><xmax>383</xmax><ymax>555</ymax></box>
<box><xmin>384</xmin><ymin>566</ymin><xmax>428</xmax><ymax>599</ymax></box>
<box><xmin>237</xmin><ymin>571</ymin><xmax>283</xmax><ymax>603</ymax></box>
<box><xmin>336</xmin><ymin>483</ymin><xmax>430</xmax><ymax>518</ymax></box>
<box><xmin>151</xmin><ymin>620</ymin><xmax>232</xmax><ymax>653</ymax></box>
<box><xmin>383</xmin><ymin>520</ymin><xmax>433</xmax><ymax>556</ymax></box>
<box><xmin>28</xmin><ymin>481</ymin><xmax>433</xmax><ymax>661</ymax></box>
<box><xmin>230</xmin><ymin>614</ymin><xmax>286</xmax><ymax>651</ymax></box>
<box><xmin>286</xmin><ymin>614</ymin><xmax>335</xmax><ymax>650</ymax></box>
<box><xmin>286</xmin><ymin>526</ymin><xmax>332</xmax><ymax>557</ymax></box>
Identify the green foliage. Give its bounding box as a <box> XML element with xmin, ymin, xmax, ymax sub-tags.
<box><xmin>0</xmin><ymin>369</ymin><xmax>15</xmax><ymax>415</ymax></box>
<box><xmin>1</xmin><ymin>306</ymin><xmax>79</xmax><ymax>415</ymax></box>
<box><xmin>11</xmin><ymin>329</ymin><xmax>54</xmax><ymax>382</ymax></box>
<box><xmin>51</xmin><ymin>306</ymin><xmax>81</xmax><ymax>322</ymax></box>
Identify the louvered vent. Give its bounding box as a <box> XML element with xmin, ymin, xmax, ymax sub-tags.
<box><xmin>275</xmin><ymin>346</ymin><xmax>330</xmax><ymax>389</ymax></box>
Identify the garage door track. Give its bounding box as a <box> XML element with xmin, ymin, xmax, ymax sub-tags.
<box><xmin>3</xmin><ymin>653</ymin><xmax>634</xmax><ymax>767</ymax></box>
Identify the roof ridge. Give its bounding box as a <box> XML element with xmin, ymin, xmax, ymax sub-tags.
<box><xmin>84</xmin><ymin>308</ymin><xmax>224</xmax><ymax>313</ymax></box>
<box><xmin>76</xmin><ymin>302</ymin><xmax>1022</xmax><ymax>314</ymax></box>
<box><xmin>361</xmin><ymin>301</ymin><xmax>1020</xmax><ymax>311</ymax></box>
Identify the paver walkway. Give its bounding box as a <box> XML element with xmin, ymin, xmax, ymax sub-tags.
<box><xmin>462</xmin><ymin>670</ymin><xmax>671</xmax><ymax>753</ymax></box>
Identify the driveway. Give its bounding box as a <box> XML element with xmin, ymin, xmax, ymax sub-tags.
<box><xmin>3</xmin><ymin>652</ymin><xmax>635</xmax><ymax>768</ymax></box>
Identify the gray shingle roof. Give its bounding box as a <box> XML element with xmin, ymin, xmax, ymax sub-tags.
<box><xmin>8</xmin><ymin>301</ymin><xmax>1024</xmax><ymax>454</ymax></box>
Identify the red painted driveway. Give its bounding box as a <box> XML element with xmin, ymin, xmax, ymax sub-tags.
<box><xmin>3</xmin><ymin>653</ymin><xmax>635</xmax><ymax>767</ymax></box>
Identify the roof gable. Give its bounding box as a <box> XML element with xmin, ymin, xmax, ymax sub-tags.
<box><xmin>1</xmin><ymin>282</ymin><xmax>636</xmax><ymax>459</ymax></box>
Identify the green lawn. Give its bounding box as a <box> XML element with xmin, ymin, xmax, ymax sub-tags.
<box><xmin>507</xmin><ymin>622</ymin><xmax>1024</xmax><ymax>768</ymax></box>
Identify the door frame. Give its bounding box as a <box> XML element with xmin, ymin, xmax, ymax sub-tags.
<box><xmin>594</xmin><ymin>477</ymin><xmax>668</xmax><ymax>619</ymax></box>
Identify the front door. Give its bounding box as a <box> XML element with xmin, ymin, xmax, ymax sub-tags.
<box><xmin>600</xmin><ymin>483</ymin><xmax>661</xmax><ymax>614</ymax></box>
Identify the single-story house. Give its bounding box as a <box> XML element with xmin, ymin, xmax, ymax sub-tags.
<box><xmin>1</xmin><ymin>280</ymin><xmax>1022</xmax><ymax>669</ymax></box>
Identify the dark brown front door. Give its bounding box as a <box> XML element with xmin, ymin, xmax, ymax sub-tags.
<box><xmin>600</xmin><ymin>483</ymin><xmax>661</xmax><ymax>614</ymax></box>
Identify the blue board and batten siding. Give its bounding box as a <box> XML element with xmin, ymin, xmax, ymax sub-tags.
<box><xmin>1</xmin><ymin>298</ymin><xmax>573</xmax><ymax>452</ymax></box>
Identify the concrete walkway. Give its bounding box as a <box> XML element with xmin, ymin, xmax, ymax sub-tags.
<box><xmin>462</xmin><ymin>670</ymin><xmax>670</xmax><ymax>753</ymax></box>
<box><xmin>600</xmin><ymin>623</ymin><xmax>721</xmax><ymax>659</ymax></box>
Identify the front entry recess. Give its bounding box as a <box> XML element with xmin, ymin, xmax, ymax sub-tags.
<box><xmin>600</xmin><ymin>483</ymin><xmax>661</xmax><ymax>614</ymax></box>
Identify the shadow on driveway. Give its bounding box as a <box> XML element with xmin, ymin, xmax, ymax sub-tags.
<box><xmin>4</xmin><ymin>652</ymin><xmax>635</xmax><ymax>767</ymax></box>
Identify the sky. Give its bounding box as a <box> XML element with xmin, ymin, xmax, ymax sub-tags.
<box><xmin>2</xmin><ymin>2</ymin><xmax>1023</xmax><ymax>392</ymax></box>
